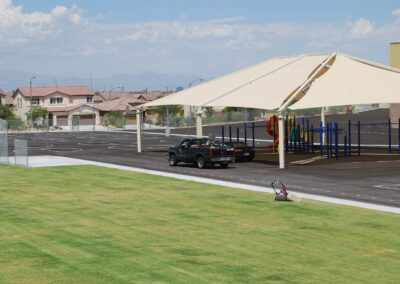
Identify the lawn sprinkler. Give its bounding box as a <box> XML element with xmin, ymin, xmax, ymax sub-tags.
<box><xmin>271</xmin><ymin>180</ymin><xmax>289</xmax><ymax>201</ymax></box>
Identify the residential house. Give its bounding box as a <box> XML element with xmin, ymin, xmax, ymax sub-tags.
<box><xmin>13</xmin><ymin>86</ymin><xmax>99</xmax><ymax>127</ymax></box>
<box><xmin>95</xmin><ymin>97</ymin><xmax>140</xmax><ymax>124</ymax></box>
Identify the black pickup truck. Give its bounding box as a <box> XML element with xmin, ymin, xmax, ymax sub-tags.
<box><xmin>167</xmin><ymin>138</ymin><xmax>235</xmax><ymax>169</ymax></box>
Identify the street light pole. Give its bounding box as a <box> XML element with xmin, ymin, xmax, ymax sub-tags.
<box><xmin>186</xmin><ymin>78</ymin><xmax>203</xmax><ymax>118</ymax></box>
<box><xmin>29</xmin><ymin>76</ymin><xmax>36</xmax><ymax>127</ymax></box>
<box><xmin>109</xmin><ymin>86</ymin><xmax>121</xmax><ymax>101</ymax></box>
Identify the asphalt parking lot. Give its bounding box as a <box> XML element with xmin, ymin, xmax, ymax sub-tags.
<box><xmin>7</xmin><ymin>128</ymin><xmax>400</xmax><ymax>209</ymax></box>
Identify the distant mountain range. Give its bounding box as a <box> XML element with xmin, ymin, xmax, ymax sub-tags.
<box><xmin>0</xmin><ymin>70</ymin><xmax>205</xmax><ymax>93</ymax></box>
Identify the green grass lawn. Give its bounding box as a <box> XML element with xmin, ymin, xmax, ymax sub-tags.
<box><xmin>0</xmin><ymin>165</ymin><xmax>399</xmax><ymax>283</ymax></box>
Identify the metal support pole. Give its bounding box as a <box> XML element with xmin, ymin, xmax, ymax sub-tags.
<box><xmin>329</xmin><ymin>122</ymin><xmax>333</xmax><ymax>157</ymax></box>
<box><xmin>306</xmin><ymin>119</ymin><xmax>310</xmax><ymax>153</ymax></box>
<box><xmin>358</xmin><ymin>121</ymin><xmax>361</xmax><ymax>156</ymax></box>
<box><xmin>289</xmin><ymin>117</ymin><xmax>293</xmax><ymax>152</ymax></box>
<box><xmin>136</xmin><ymin>110</ymin><xmax>142</xmax><ymax>153</ymax></box>
<box><xmin>285</xmin><ymin>118</ymin><xmax>288</xmax><ymax>154</ymax></box>
<box><xmin>252</xmin><ymin>122</ymin><xmax>255</xmax><ymax>148</ymax></box>
<box><xmin>273</xmin><ymin>119</ymin><xmax>276</xmax><ymax>153</ymax></box>
<box><xmin>348</xmin><ymin>120</ymin><xmax>351</xmax><ymax>156</ymax></box>
<box><xmin>321</xmin><ymin>107</ymin><xmax>326</xmax><ymax>145</ymax></box>
<box><xmin>344</xmin><ymin>135</ymin><xmax>347</xmax><ymax>157</ymax></box>
<box><xmin>278</xmin><ymin>112</ymin><xmax>285</xmax><ymax>169</ymax></box>
<box><xmin>293</xmin><ymin>115</ymin><xmax>296</xmax><ymax>153</ymax></box>
<box><xmin>302</xmin><ymin>118</ymin><xmax>305</xmax><ymax>153</ymax></box>
<box><xmin>221</xmin><ymin>126</ymin><xmax>225</xmax><ymax>143</ymax></box>
<box><xmin>398</xmin><ymin>118</ymin><xmax>400</xmax><ymax>154</ymax></box>
<box><xmin>326</xmin><ymin>122</ymin><xmax>330</xmax><ymax>158</ymax></box>
<box><xmin>311</xmin><ymin>124</ymin><xmax>314</xmax><ymax>154</ymax></box>
<box><xmin>229</xmin><ymin>126</ymin><xmax>232</xmax><ymax>142</ymax></box>
<box><xmin>388</xmin><ymin>118</ymin><xmax>391</xmax><ymax>153</ymax></box>
<box><xmin>244</xmin><ymin>122</ymin><xmax>247</xmax><ymax>144</ymax></box>
<box><xmin>237</xmin><ymin>127</ymin><xmax>239</xmax><ymax>142</ymax></box>
<box><xmin>335</xmin><ymin>122</ymin><xmax>338</xmax><ymax>160</ymax></box>
<box><xmin>320</xmin><ymin>121</ymin><xmax>323</xmax><ymax>156</ymax></box>
<box><xmin>165</xmin><ymin>106</ymin><xmax>170</xmax><ymax>137</ymax></box>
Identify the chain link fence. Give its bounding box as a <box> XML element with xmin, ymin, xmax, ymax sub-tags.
<box><xmin>0</xmin><ymin>118</ymin><xmax>8</xmax><ymax>165</ymax></box>
<box><xmin>14</xmin><ymin>139</ymin><xmax>28</xmax><ymax>167</ymax></box>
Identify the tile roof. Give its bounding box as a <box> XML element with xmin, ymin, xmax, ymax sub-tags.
<box><xmin>5</xmin><ymin>93</ymin><xmax>13</xmax><ymax>104</ymax></box>
<box><xmin>95</xmin><ymin>97</ymin><xmax>137</xmax><ymax>112</ymax></box>
<box><xmin>0</xmin><ymin>88</ymin><xmax>5</xmax><ymax>96</ymax></box>
<box><xmin>96</xmin><ymin>91</ymin><xmax>147</xmax><ymax>102</ymax></box>
<box><xmin>16</xmin><ymin>86</ymin><xmax>94</xmax><ymax>98</ymax></box>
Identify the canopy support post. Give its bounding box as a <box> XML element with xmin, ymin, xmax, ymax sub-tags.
<box><xmin>196</xmin><ymin>106</ymin><xmax>203</xmax><ymax>138</ymax></box>
<box><xmin>136</xmin><ymin>108</ymin><xmax>142</xmax><ymax>153</ymax></box>
<box><xmin>278</xmin><ymin>112</ymin><xmax>285</xmax><ymax>169</ymax></box>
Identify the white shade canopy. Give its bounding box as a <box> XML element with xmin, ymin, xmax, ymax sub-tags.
<box><xmin>144</xmin><ymin>54</ymin><xmax>329</xmax><ymax>110</ymax></box>
<box><xmin>144</xmin><ymin>52</ymin><xmax>400</xmax><ymax>111</ymax></box>
<box><xmin>290</xmin><ymin>54</ymin><xmax>400</xmax><ymax>110</ymax></box>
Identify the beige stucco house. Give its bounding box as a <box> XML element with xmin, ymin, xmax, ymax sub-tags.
<box><xmin>13</xmin><ymin>86</ymin><xmax>99</xmax><ymax>127</ymax></box>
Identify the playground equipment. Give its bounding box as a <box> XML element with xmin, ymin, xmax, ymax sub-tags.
<box><xmin>266</xmin><ymin>115</ymin><xmax>279</xmax><ymax>152</ymax></box>
<box><xmin>271</xmin><ymin>180</ymin><xmax>289</xmax><ymax>201</ymax></box>
<box><xmin>221</xmin><ymin>116</ymin><xmax>400</xmax><ymax>161</ymax></box>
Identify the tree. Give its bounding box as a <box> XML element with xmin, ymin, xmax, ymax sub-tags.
<box><xmin>0</xmin><ymin>105</ymin><xmax>17</xmax><ymax>120</ymax></box>
<box><xmin>204</xmin><ymin>107</ymin><xmax>215</xmax><ymax>117</ymax></box>
<box><xmin>26</xmin><ymin>106</ymin><xmax>48</xmax><ymax>121</ymax></box>
<box><xmin>153</xmin><ymin>105</ymin><xmax>183</xmax><ymax>117</ymax></box>
<box><xmin>107</xmin><ymin>110</ymin><xmax>124</xmax><ymax>127</ymax></box>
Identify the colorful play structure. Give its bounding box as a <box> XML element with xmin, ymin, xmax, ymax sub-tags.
<box><xmin>221</xmin><ymin>115</ymin><xmax>400</xmax><ymax>160</ymax></box>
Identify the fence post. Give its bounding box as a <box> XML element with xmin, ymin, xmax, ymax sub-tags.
<box><xmin>237</xmin><ymin>127</ymin><xmax>239</xmax><ymax>142</ymax></box>
<box><xmin>358</xmin><ymin>120</ymin><xmax>361</xmax><ymax>156</ymax></box>
<box><xmin>326</xmin><ymin>122</ymin><xmax>330</xmax><ymax>158</ymax></box>
<box><xmin>310</xmin><ymin>124</ymin><xmax>313</xmax><ymax>154</ymax></box>
<box><xmin>307</xmin><ymin>119</ymin><xmax>310</xmax><ymax>153</ymax></box>
<box><xmin>348</xmin><ymin>120</ymin><xmax>351</xmax><ymax>156</ymax></box>
<box><xmin>335</xmin><ymin>122</ymin><xmax>338</xmax><ymax>160</ymax></box>
<box><xmin>302</xmin><ymin>118</ymin><xmax>305</xmax><ymax>153</ymax></box>
<box><xmin>388</xmin><ymin>118</ymin><xmax>392</xmax><ymax>153</ymax></box>
<box><xmin>320</xmin><ymin>121</ymin><xmax>323</xmax><ymax>156</ymax></box>
<box><xmin>229</xmin><ymin>126</ymin><xmax>232</xmax><ymax>143</ymax></box>
<box><xmin>329</xmin><ymin>122</ymin><xmax>333</xmax><ymax>157</ymax></box>
<box><xmin>244</xmin><ymin>122</ymin><xmax>247</xmax><ymax>144</ymax></box>
<box><xmin>221</xmin><ymin>126</ymin><xmax>225</xmax><ymax>143</ymax></box>
<box><xmin>285</xmin><ymin>118</ymin><xmax>288</xmax><ymax>154</ymax></box>
<box><xmin>252</xmin><ymin>122</ymin><xmax>255</xmax><ymax>148</ymax></box>
<box><xmin>289</xmin><ymin>118</ymin><xmax>293</xmax><ymax>152</ymax></box>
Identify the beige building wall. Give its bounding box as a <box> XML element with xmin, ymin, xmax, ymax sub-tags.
<box><xmin>13</xmin><ymin>90</ymin><xmax>94</xmax><ymax>121</ymax></box>
<box><xmin>390</xmin><ymin>42</ymin><xmax>400</xmax><ymax>127</ymax></box>
<box><xmin>13</xmin><ymin>92</ymin><xmax>31</xmax><ymax>121</ymax></box>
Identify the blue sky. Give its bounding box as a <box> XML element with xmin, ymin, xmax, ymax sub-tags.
<box><xmin>14</xmin><ymin>0</ymin><xmax>400</xmax><ymax>25</ymax></box>
<box><xmin>3</xmin><ymin>0</ymin><xmax>400</xmax><ymax>81</ymax></box>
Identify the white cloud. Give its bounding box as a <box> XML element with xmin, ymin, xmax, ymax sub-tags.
<box><xmin>1</xmin><ymin>0</ymin><xmax>400</xmax><ymax>79</ymax></box>
<box><xmin>0</xmin><ymin>0</ymin><xmax>84</xmax><ymax>44</ymax></box>
<box><xmin>347</xmin><ymin>18</ymin><xmax>375</xmax><ymax>38</ymax></box>
<box><xmin>392</xmin><ymin>8</ymin><xmax>400</xmax><ymax>17</ymax></box>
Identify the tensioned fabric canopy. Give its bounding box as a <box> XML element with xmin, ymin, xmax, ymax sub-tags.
<box><xmin>290</xmin><ymin>54</ymin><xmax>400</xmax><ymax>109</ymax></box>
<box><xmin>144</xmin><ymin>52</ymin><xmax>400</xmax><ymax>111</ymax></box>
<box><xmin>144</xmin><ymin>54</ymin><xmax>329</xmax><ymax>110</ymax></box>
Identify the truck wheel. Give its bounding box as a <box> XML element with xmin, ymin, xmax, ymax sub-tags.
<box><xmin>220</xmin><ymin>162</ymin><xmax>228</xmax><ymax>168</ymax></box>
<box><xmin>169</xmin><ymin>154</ymin><xmax>178</xmax><ymax>166</ymax></box>
<box><xmin>196</xmin><ymin>156</ymin><xmax>205</xmax><ymax>169</ymax></box>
